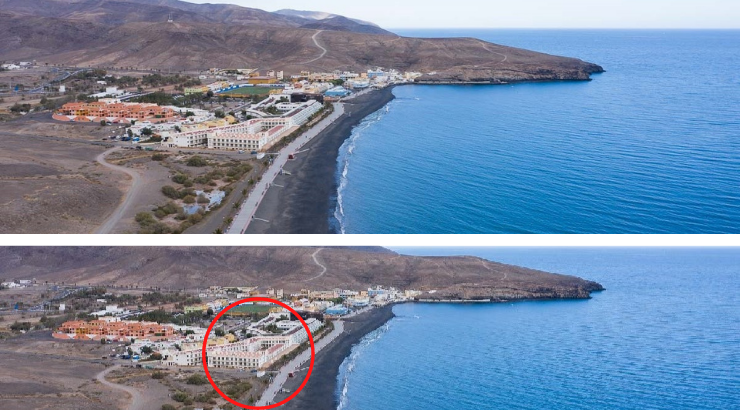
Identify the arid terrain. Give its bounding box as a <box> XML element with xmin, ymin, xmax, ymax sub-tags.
<box><xmin>0</xmin><ymin>247</ymin><xmax>604</xmax><ymax>300</ymax></box>
<box><xmin>0</xmin><ymin>331</ymin><xmax>266</xmax><ymax>410</ymax></box>
<box><xmin>0</xmin><ymin>129</ymin><xmax>124</xmax><ymax>234</ymax></box>
<box><xmin>0</xmin><ymin>0</ymin><xmax>604</xmax><ymax>83</ymax></box>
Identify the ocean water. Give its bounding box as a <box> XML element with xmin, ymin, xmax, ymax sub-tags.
<box><xmin>336</xmin><ymin>248</ymin><xmax>740</xmax><ymax>410</ymax></box>
<box><xmin>333</xmin><ymin>30</ymin><xmax>740</xmax><ymax>233</ymax></box>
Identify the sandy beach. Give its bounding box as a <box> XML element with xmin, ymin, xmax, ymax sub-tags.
<box><xmin>273</xmin><ymin>304</ymin><xmax>396</xmax><ymax>410</ymax></box>
<box><xmin>245</xmin><ymin>86</ymin><xmax>396</xmax><ymax>234</ymax></box>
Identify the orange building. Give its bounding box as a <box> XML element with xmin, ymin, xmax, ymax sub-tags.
<box><xmin>53</xmin><ymin>101</ymin><xmax>177</xmax><ymax>124</ymax></box>
<box><xmin>247</xmin><ymin>77</ymin><xmax>278</xmax><ymax>85</ymax></box>
<box><xmin>53</xmin><ymin>319</ymin><xmax>175</xmax><ymax>342</ymax></box>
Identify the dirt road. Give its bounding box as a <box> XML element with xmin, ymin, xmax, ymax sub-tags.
<box><xmin>94</xmin><ymin>147</ymin><xmax>142</xmax><ymax>234</ymax></box>
<box><xmin>95</xmin><ymin>365</ymin><xmax>145</xmax><ymax>410</ymax></box>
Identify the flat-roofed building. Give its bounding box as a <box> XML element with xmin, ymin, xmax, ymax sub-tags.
<box><xmin>53</xmin><ymin>101</ymin><xmax>177</xmax><ymax>124</ymax></box>
<box><xmin>165</xmin><ymin>101</ymin><xmax>322</xmax><ymax>150</ymax></box>
<box><xmin>52</xmin><ymin>319</ymin><xmax>175</xmax><ymax>342</ymax></box>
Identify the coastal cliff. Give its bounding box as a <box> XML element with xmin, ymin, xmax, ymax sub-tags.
<box><xmin>416</xmin><ymin>63</ymin><xmax>605</xmax><ymax>84</ymax></box>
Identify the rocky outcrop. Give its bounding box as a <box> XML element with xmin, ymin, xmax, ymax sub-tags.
<box><xmin>416</xmin><ymin>62</ymin><xmax>605</xmax><ymax>84</ymax></box>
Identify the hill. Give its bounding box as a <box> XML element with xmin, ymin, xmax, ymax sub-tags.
<box><xmin>0</xmin><ymin>247</ymin><xmax>604</xmax><ymax>301</ymax></box>
<box><xmin>0</xmin><ymin>0</ymin><xmax>604</xmax><ymax>82</ymax></box>
<box><xmin>275</xmin><ymin>9</ymin><xmax>383</xmax><ymax>30</ymax></box>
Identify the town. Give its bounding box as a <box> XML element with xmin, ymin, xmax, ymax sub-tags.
<box><xmin>2</xmin><ymin>63</ymin><xmax>421</xmax><ymax>152</ymax></box>
<box><xmin>1</xmin><ymin>278</ymin><xmax>420</xmax><ymax>368</ymax></box>
<box><xmin>0</xmin><ymin>277</ymin><xmax>422</xmax><ymax>407</ymax></box>
<box><xmin>0</xmin><ymin>61</ymin><xmax>425</xmax><ymax>235</ymax></box>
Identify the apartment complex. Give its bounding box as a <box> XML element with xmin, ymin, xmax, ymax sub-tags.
<box><xmin>53</xmin><ymin>100</ymin><xmax>177</xmax><ymax>124</ymax></box>
<box><xmin>164</xmin><ymin>318</ymin><xmax>321</xmax><ymax>369</ymax></box>
<box><xmin>165</xmin><ymin>100</ymin><xmax>322</xmax><ymax>151</ymax></box>
<box><xmin>52</xmin><ymin>319</ymin><xmax>175</xmax><ymax>342</ymax></box>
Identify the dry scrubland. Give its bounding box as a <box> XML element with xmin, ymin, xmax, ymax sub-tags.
<box><xmin>0</xmin><ymin>134</ymin><xmax>122</xmax><ymax>234</ymax></box>
<box><xmin>0</xmin><ymin>332</ymin><xmax>266</xmax><ymax>410</ymax></box>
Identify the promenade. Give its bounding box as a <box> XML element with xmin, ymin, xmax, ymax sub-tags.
<box><xmin>227</xmin><ymin>103</ymin><xmax>345</xmax><ymax>234</ymax></box>
<box><xmin>257</xmin><ymin>320</ymin><xmax>345</xmax><ymax>406</ymax></box>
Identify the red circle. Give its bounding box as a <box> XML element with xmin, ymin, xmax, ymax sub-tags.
<box><xmin>201</xmin><ymin>297</ymin><xmax>315</xmax><ymax>409</ymax></box>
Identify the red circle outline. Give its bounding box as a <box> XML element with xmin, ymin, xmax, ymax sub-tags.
<box><xmin>201</xmin><ymin>297</ymin><xmax>315</xmax><ymax>409</ymax></box>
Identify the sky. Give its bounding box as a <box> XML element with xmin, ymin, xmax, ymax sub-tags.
<box><xmin>187</xmin><ymin>0</ymin><xmax>740</xmax><ymax>29</ymax></box>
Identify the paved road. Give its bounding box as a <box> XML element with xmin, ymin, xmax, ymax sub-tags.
<box><xmin>257</xmin><ymin>320</ymin><xmax>345</xmax><ymax>406</ymax></box>
<box><xmin>96</xmin><ymin>365</ymin><xmax>145</xmax><ymax>410</ymax></box>
<box><xmin>227</xmin><ymin>103</ymin><xmax>345</xmax><ymax>234</ymax></box>
<box><xmin>94</xmin><ymin>147</ymin><xmax>142</xmax><ymax>234</ymax></box>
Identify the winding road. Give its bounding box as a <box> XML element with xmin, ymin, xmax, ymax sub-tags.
<box><xmin>302</xmin><ymin>30</ymin><xmax>328</xmax><ymax>64</ymax></box>
<box><xmin>306</xmin><ymin>248</ymin><xmax>327</xmax><ymax>282</ymax></box>
<box><xmin>94</xmin><ymin>147</ymin><xmax>142</xmax><ymax>234</ymax></box>
<box><xmin>96</xmin><ymin>365</ymin><xmax>145</xmax><ymax>410</ymax></box>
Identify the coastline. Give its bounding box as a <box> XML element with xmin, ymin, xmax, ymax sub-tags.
<box><xmin>244</xmin><ymin>86</ymin><xmax>397</xmax><ymax>234</ymax></box>
<box><xmin>275</xmin><ymin>304</ymin><xmax>396</xmax><ymax>410</ymax></box>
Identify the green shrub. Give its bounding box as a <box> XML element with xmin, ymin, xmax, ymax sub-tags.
<box><xmin>186</xmin><ymin>374</ymin><xmax>208</xmax><ymax>385</ymax></box>
<box><xmin>161</xmin><ymin>185</ymin><xmax>179</xmax><ymax>199</ymax></box>
<box><xmin>135</xmin><ymin>212</ymin><xmax>155</xmax><ymax>226</ymax></box>
<box><xmin>186</xmin><ymin>156</ymin><xmax>207</xmax><ymax>167</ymax></box>
<box><xmin>183</xmin><ymin>195</ymin><xmax>196</xmax><ymax>204</ymax></box>
<box><xmin>172</xmin><ymin>174</ymin><xmax>189</xmax><ymax>184</ymax></box>
<box><xmin>172</xmin><ymin>391</ymin><xmax>189</xmax><ymax>402</ymax></box>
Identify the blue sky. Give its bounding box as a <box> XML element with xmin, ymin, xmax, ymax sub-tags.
<box><xmin>187</xmin><ymin>0</ymin><xmax>740</xmax><ymax>29</ymax></box>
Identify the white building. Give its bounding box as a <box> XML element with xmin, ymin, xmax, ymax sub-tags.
<box><xmin>90</xmin><ymin>87</ymin><xmax>125</xmax><ymax>98</ymax></box>
<box><xmin>166</xmin><ymin>101</ymin><xmax>323</xmax><ymax>150</ymax></box>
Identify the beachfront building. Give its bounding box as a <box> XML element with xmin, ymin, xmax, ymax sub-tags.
<box><xmin>325</xmin><ymin>86</ymin><xmax>351</xmax><ymax>97</ymax></box>
<box><xmin>52</xmin><ymin>319</ymin><xmax>176</xmax><ymax>342</ymax></box>
<box><xmin>207</xmin><ymin>338</ymin><xmax>288</xmax><ymax>369</ymax></box>
<box><xmin>164</xmin><ymin>100</ymin><xmax>322</xmax><ymax>150</ymax></box>
<box><xmin>53</xmin><ymin>100</ymin><xmax>177</xmax><ymax>124</ymax></box>
<box><xmin>207</xmin><ymin>120</ymin><xmax>289</xmax><ymax>151</ymax></box>
<box><xmin>163</xmin><ymin>318</ymin><xmax>322</xmax><ymax>369</ymax></box>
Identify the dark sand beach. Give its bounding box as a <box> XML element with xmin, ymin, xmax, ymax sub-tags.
<box><xmin>276</xmin><ymin>304</ymin><xmax>396</xmax><ymax>410</ymax></box>
<box><xmin>246</xmin><ymin>86</ymin><xmax>396</xmax><ymax>234</ymax></box>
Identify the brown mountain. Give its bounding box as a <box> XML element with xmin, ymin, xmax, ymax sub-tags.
<box><xmin>0</xmin><ymin>0</ymin><xmax>604</xmax><ymax>82</ymax></box>
<box><xmin>0</xmin><ymin>247</ymin><xmax>604</xmax><ymax>301</ymax></box>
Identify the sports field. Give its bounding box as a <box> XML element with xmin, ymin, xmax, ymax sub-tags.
<box><xmin>228</xmin><ymin>304</ymin><xmax>273</xmax><ymax>315</ymax></box>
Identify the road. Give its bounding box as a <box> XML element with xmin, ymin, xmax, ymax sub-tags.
<box><xmin>306</xmin><ymin>248</ymin><xmax>327</xmax><ymax>282</ymax></box>
<box><xmin>303</xmin><ymin>30</ymin><xmax>328</xmax><ymax>64</ymax></box>
<box><xmin>96</xmin><ymin>365</ymin><xmax>145</xmax><ymax>410</ymax></box>
<box><xmin>227</xmin><ymin>103</ymin><xmax>345</xmax><ymax>234</ymax></box>
<box><xmin>94</xmin><ymin>147</ymin><xmax>143</xmax><ymax>234</ymax></box>
<box><xmin>257</xmin><ymin>320</ymin><xmax>345</xmax><ymax>406</ymax></box>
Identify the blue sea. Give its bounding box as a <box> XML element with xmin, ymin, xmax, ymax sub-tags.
<box><xmin>336</xmin><ymin>248</ymin><xmax>740</xmax><ymax>410</ymax></box>
<box><xmin>333</xmin><ymin>30</ymin><xmax>740</xmax><ymax>233</ymax></box>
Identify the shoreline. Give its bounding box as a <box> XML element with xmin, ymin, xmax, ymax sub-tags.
<box><xmin>275</xmin><ymin>304</ymin><xmax>396</xmax><ymax>410</ymax></box>
<box><xmin>244</xmin><ymin>86</ymin><xmax>397</xmax><ymax>234</ymax></box>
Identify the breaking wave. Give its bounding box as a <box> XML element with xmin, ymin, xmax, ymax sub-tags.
<box><xmin>332</xmin><ymin>101</ymin><xmax>395</xmax><ymax>234</ymax></box>
<box><xmin>335</xmin><ymin>321</ymin><xmax>393</xmax><ymax>410</ymax></box>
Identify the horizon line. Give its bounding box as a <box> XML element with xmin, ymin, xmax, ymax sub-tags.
<box><xmin>387</xmin><ymin>27</ymin><xmax>740</xmax><ymax>30</ymax></box>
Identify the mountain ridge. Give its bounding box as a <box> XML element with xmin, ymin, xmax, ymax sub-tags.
<box><xmin>0</xmin><ymin>0</ymin><xmax>604</xmax><ymax>83</ymax></box>
<box><xmin>0</xmin><ymin>247</ymin><xmax>604</xmax><ymax>301</ymax></box>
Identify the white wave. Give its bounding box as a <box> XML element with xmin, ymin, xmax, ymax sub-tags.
<box><xmin>336</xmin><ymin>321</ymin><xmax>393</xmax><ymax>410</ymax></box>
<box><xmin>333</xmin><ymin>102</ymin><xmax>394</xmax><ymax>234</ymax></box>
